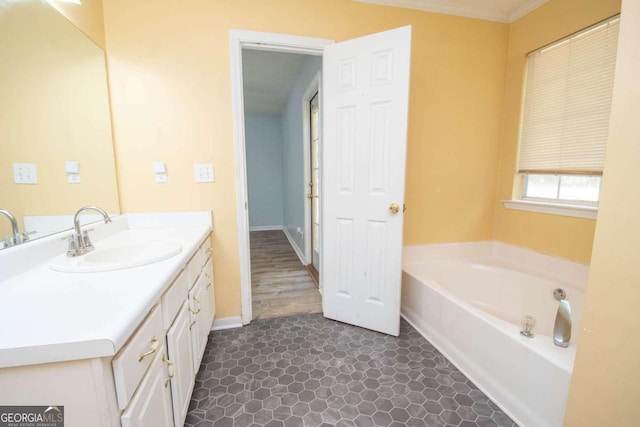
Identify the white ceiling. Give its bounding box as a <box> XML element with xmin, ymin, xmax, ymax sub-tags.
<box><xmin>355</xmin><ymin>0</ymin><xmax>549</xmax><ymax>23</ymax></box>
<box><xmin>242</xmin><ymin>49</ymin><xmax>310</xmax><ymax>115</ymax></box>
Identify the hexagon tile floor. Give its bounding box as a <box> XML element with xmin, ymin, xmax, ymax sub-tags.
<box><xmin>185</xmin><ymin>314</ymin><xmax>518</xmax><ymax>427</ymax></box>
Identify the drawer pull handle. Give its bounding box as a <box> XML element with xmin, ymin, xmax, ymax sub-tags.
<box><xmin>162</xmin><ymin>354</ymin><xmax>174</xmax><ymax>387</ymax></box>
<box><xmin>189</xmin><ymin>320</ymin><xmax>196</xmax><ymax>330</ymax></box>
<box><xmin>138</xmin><ymin>338</ymin><xmax>160</xmax><ymax>362</ymax></box>
<box><xmin>189</xmin><ymin>297</ymin><xmax>202</xmax><ymax>314</ymax></box>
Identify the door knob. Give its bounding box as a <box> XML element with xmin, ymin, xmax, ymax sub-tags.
<box><xmin>307</xmin><ymin>193</ymin><xmax>313</xmax><ymax>199</ymax></box>
<box><xmin>389</xmin><ymin>203</ymin><xmax>400</xmax><ymax>214</ymax></box>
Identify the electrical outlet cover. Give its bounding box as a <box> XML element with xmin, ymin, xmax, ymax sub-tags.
<box><xmin>13</xmin><ymin>163</ymin><xmax>38</xmax><ymax>184</ymax></box>
<box><xmin>194</xmin><ymin>164</ymin><xmax>214</xmax><ymax>183</ymax></box>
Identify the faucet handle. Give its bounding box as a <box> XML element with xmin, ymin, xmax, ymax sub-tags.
<box><xmin>82</xmin><ymin>229</ymin><xmax>95</xmax><ymax>252</ymax></box>
<box><xmin>17</xmin><ymin>230</ymin><xmax>36</xmax><ymax>244</ymax></box>
<box><xmin>2</xmin><ymin>237</ymin><xmax>12</xmax><ymax>248</ymax></box>
<box><xmin>63</xmin><ymin>234</ymin><xmax>80</xmax><ymax>257</ymax></box>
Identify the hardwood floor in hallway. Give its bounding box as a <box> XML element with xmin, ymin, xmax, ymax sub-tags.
<box><xmin>250</xmin><ymin>230</ymin><xmax>322</xmax><ymax>320</ymax></box>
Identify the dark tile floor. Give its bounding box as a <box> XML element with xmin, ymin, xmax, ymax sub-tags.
<box><xmin>185</xmin><ymin>314</ymin><xmax>517</xmax><ymax>427</ymax></box>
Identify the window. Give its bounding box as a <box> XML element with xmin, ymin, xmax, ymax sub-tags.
<box><xmin>523</xmin><ymin>174</ymin><xmax>601</xmax><ymax>205</ymax></box>
<box><xmin>516</xmin><ymin>16</ymin><xmax>619</xmax><ymax>209</ymax></box>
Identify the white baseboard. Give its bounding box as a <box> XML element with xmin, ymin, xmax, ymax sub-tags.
<box><xmin>211</xmin><ymin>316</ymin><xmax>243</xmax><ymax>331</ymax></box>
<box><xmin>283</xmin><ymin>227</ymin><xmax>306</xmax><ymax>264</ymax></box>
<box><xmin>249</xmin><ymin>225</ymin><xmax>283</xmax><ymax>231</ymax></box>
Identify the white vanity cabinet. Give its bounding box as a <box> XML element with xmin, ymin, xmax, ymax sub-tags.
<box><xmin>115</xmin><ymin>235</ymin><xmax>214</xmax><ymax>427</ymax></box>
<box><xmin>0</xmin><ymin>214</ymin><xmax>215</xmax><ymax>427</ymax></box>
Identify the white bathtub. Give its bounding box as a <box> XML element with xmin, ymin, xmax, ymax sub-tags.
<box><xmin>401</xmin><ymin>242</ymin><xmax>588</xmax><ymax>427</ymax></box>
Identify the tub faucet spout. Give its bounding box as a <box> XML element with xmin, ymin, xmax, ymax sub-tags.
<box><xmin>553</xmin><ymin>290</ymin><xmax>572</xmax><ymax>348</ymax></box>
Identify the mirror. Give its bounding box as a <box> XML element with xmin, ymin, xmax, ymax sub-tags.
<box><xmin>0</xmin><ymin>0</ymin><xmax>120</xmax><ymax>249</ymax></box>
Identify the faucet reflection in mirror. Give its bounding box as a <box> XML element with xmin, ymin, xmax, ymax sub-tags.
<box><xmin>65</xmin><ymin>206</ymin><xmax>112</xmax><ymax>257</ymax></box>
<box><xmin>0</xmin><ymin>209</ymin><xmax>33</xmax><ymax>248</ymax></box>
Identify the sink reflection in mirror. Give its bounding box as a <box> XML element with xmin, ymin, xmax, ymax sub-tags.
<box><xmin>0</xmin><ymin>0</ymin><xmax>120</xmax><ymax>249</ymax></box>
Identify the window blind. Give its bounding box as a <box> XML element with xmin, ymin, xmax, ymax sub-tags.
<box><xmin>518</xmin><ymin>17</ymin><xmax>620</xmax><ymax>175</ymax></box>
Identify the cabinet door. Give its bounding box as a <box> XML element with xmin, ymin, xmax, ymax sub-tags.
<box><xmin>167</xmin><ymin>301</ymin><xmax>195</xmax><ymax>427</ymax></box>
<box><xmin>203</xmin><ymin>258</ymin><xmax>215</xmax><ymax>328</ymax></box>
<box><xmin>189</xmin><ymin>274</ymin><xmax>208</xmax><ymax>370</ymax></box>
<box><xmin>121</xmin><ymin>349</ymin><xmax>173</xmax><ymax>427</ymax></box>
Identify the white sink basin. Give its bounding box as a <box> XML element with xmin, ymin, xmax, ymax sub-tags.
<box><xmin>50</xmin><ymin>241</ymin><xmax>182</xmax><ymax>273</ymax></box>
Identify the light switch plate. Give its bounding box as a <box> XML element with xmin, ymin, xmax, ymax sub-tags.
<box><xmin>13</xmin><ymin>163</ymin><xmax>38</xmax><ymax>184</ymax></box>
<box><xmin>194</xmin><ymin>164</ymin><xmax>214</xmax><ymax>183</ymax></box>
<box><xmin>153</xmin><ymin>162</ymin><xmax>167</xmax><ymax>183</ymax></box>
<box><xmin>152</xmin><ymin>162</ymin><xmax>166</xmax><ymax>174</ymax></box>
<box><xmin>65</xmin><ymin>161</ymin><xmax>80</xmax><ymax>174</ymax></box>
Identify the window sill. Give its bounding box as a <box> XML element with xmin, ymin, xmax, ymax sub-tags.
<box><xmin>503</xmin><ymin>200</ymin><xmax>597</xmax><ymax>219</ymax></box>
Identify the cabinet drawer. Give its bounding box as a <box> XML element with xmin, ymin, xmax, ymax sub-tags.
<box><xmin>203</xmin><ymin>257</ymin><xmax>213</xmax><ymax>288</ymax></box>
<box><xmin>186</xmin><ymin>238</ymin><xmax>212</xmax><ymax>286</ymax></box>
<box><xmin>162</xmin><ymin>269</ymin><xmax>188</xmax><ymax>329</ymax></box>
<box><xmin>113</xmin><ymin>304</ymin><xmax>164</xmax><ymax>410</ymax></box>
<box><xmin>200</xmin><ymin>237</ymin><xmax>212</xmax><ymax>262</ymax></box>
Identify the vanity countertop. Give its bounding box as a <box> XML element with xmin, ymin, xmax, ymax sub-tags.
<box><xmin>0</xmin><ymin>213</ymin><xmax>211</xmax><ymax>369</ymax></box>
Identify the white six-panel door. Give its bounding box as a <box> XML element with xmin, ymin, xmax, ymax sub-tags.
<box><xmin>321</xmin><ymin>26</ymin><xmax>412</xmax><ymax>336</ymax></box>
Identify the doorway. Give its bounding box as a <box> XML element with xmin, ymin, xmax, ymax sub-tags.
<box><xmin>230</xmin><ymin>31</ymin><xmax>332</xmax><ymax>325</ymax></box>
<box><xmin>240</xmin><ymin>46</ymin><xmax>325</xmax><ymax>320</ymax></box>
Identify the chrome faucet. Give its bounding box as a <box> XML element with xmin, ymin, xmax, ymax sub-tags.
<box><xmin>66</xmin><ymin>206</ymin><xmax>111</xmax><ymax>257</ymax></box>
<box><xmin>0</xmin><ymin>209</ymin><xmax>30</xmax><ymax>248</ymax></box>
<box><xmin>553</xmin><ymin>288</ymin><xmax>572</xmax><ymax>348</ymax></box>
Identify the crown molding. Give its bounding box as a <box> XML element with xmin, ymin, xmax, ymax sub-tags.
<box><xmin>509</xmin><ymin>0</ymin><xmax>549</xmax><ymax>21</ymax></box>
<box><xmin>355</xmin><ymin>0</ymin><xmax>549</xmax><ymax>23</ymax></box>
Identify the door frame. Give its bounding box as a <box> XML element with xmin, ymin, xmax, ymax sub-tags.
<box><xmin>302</xmin><ymin>73</ymin><xmax>321</xmax><ymax>268</ymax></box>
<box><xmin>229</xmin><ymin>30</ymin><xmax>333</xmax><ymax>325</ymax></box>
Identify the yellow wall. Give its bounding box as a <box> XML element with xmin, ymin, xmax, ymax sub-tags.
<box><xmin>0</xmin><ymin>0</ymin><xmax>119</xmax><ymax>239</ymax></box>
<box><xmin>492</xmin><ymin>0</ymin><xmax>621</xmax><ymax>264</ymax></box>
<box><xmin>101</xmin><ymin>0</ymin><xmax>509</xmax><ymax>318</ymax></box>
<box><xmin>47</xmin><ymin>0</ymin><xmax>106</xmax><ymax>49</ymax></box>
<box><xmin>564</xmin><ymin>0</ymin><xmax>640</xmax><ymax>423</ymax></box>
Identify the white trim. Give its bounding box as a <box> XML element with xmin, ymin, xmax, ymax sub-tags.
<box><xmin>249</xmin><ymin>225</ymin><xmax>283</xmax><ymax>232</ymax></box>
<box><xmin>355</xmin><ymin>0</ymin><xmax>548</xmax><ymax>23</ymax></box>
<box><xmin>230</xmin><ymin>31</ymin><xmax>252</xmax><ymax>325</ymax></box>
<box><xmin>302</xmin><ymin>72</ymin><xmax>321</xmax><ymax>265</ymax></box>
<box><xmin>230</xmin><ymin>29</ymin><xmax>334</xmax><ymax>326</ymax></box>
<box><xmin>503</xmin><ymin>199</ymin><xmax>597</xmax><ymax>219</ymax></box>
<box><xmin>283</xmin><ymin>227</ymin><xmax>307</xmax><ymax>264</ymax></box>
<box><xmin>211</xmin><ymin>317</ymin><xmax>243</xmax><ymax>331</ymax></box>
<box><xmin>509</xmin><ymin>0</ymin><xmax>549</xmax><ymax>22</ymax></box>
